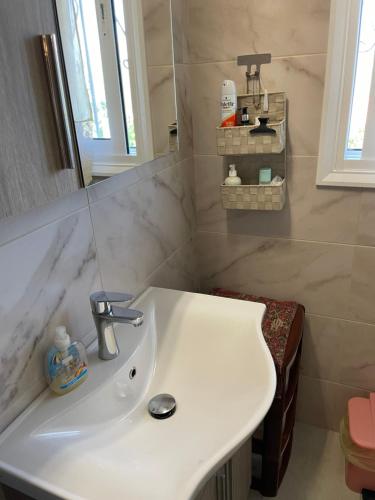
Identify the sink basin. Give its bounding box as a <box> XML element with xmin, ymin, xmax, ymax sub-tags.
<box><xmin>0</xmin><ymin>287</ymin><xmax>276</xmax><ymax>500</ymax></box>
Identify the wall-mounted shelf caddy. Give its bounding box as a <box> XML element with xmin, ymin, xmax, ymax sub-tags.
<box><xmin>220</xmin><ymin>178</ymin><xmax>286</xmax><ymax>211</ymax></box>
<box><xmin>216</xmin><ymin>91</ymin><xmax>286</xmax><ymax>156</ymax></box>
<box><xmin>217</xmin><ymin>53</ymin><xmax>288</xmax><ymax>211</ymax></box>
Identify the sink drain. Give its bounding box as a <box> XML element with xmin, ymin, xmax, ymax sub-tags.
<box><xmin>148</xmin><ymin>394</ymin><xmax>176</xmax><ymax>420</ymax></box>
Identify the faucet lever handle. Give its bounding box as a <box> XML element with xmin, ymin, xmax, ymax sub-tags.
<box><xmin>90</xmin><ymin>291</ymin><xmax>134</xmax><ymax>314</ymax></box>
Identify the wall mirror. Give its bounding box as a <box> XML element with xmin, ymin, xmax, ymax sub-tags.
<box><xmin>55</xmin><ymin>0</ymin><xmax>178</xmax><ymax>186</ymax></box>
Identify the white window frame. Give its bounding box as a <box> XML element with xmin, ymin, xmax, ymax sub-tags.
<box><xmin>316</xmin><ymin>0</ymin><xmax>375</xmax><ymax>188</ymax></box>
<box><xmin>79</xmin><ymin>0</ymin><xmax>154</xmax><ymax>177</ymax></box>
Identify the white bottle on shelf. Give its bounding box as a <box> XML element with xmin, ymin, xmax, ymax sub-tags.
<box><xmin>221</xmin><ymin>80</ymin><xmax>237</xmax><ymax>127</ymax></box>
<box><xmin>224</xmin><ymin>164</ymin><xmax>242</xmax><ymax>185</ymax></box>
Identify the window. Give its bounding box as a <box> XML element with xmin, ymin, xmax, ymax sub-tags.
<box><xmin>56</xmin><ymin>0</ymin><xmax>154</xmax><ymax>177</ymax></box>
<box><xmin>316</xmin><ymin>0</ymin><xmax>375</xmax><ymax>187</ymax></box>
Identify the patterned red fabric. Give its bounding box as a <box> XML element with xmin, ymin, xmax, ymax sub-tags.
<box><xmin>210</xmin><ymin>288</ymin><xmax>298</xmax><ymax>370</ymax></box>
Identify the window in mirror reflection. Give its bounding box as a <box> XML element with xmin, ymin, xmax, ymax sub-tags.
<box><xmin>56</xmin><ymin>0</ymin><xmax>177</xmax><ymax>185</ymax></box>
<box><xmin>58</xmin><ymin>0</ymin><xmax>136</xmax><ymax>156</ymax></box>
<box><xmin>112</xmin><ymin>0</ymin><xmax>136</xmax><ymax>155</ymax></box>
<box><xmin>75</xmin><ymin>0</ymin><xmax>111</xmax><ymax>140</ymax></box>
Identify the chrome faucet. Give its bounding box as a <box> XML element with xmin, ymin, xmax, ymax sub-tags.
<box><xmin>90</xmin><ymin>291</ymin><xmax>144</xmax><ymax>360</ymax></box>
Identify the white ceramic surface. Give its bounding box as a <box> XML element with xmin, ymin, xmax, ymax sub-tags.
<box><xmin>0</xmin><ymin>287</ymin><xmax>276</xmax><ymax>500</ymax></box>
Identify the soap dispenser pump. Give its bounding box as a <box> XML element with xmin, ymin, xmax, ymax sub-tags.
<box><xmin>45</xmin><ymin>326</ymin><xmax>88</xmax><ymax>395</ymax></box>
<box><xmin>224</xmin><ymin>164</ymin><xmax>242</xmax><ymax>186</ymax></box>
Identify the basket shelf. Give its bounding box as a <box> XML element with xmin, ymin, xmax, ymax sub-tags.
<box><xmin>216</xmin><ymin>91</ymin><xmax>286</xmax><ymax>156</ymax></box>
<box><xmin>220</xmin><ymin>179</ymin><xmax>286</xmax><ymax>211</ymax></box>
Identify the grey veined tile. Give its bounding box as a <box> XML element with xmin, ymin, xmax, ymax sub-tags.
<box><xmin>297</xmin><ymin>376</ymin><xmax>367</xmax><ymax>432</ymax></box>
<box><xmin>142</xmin><ymin>0</ymin><xmax>173</xmax><ymax>67</ymax></box>
<box><xmin>148</xmin><ymin>66</ymin><xmax>176</xmax><ymax>156</ymax></box>
<box><xmin>146</xmin><ymin>238</ymin><xmax>198</xmax><ymax>293</ymax></box>
<box><xmin>356</xmin><ymin>190</ymin><xmax>375</xmax><ymax>247</ymax></box>
<box><xmin>302</xmin><ymin>314</ymin><xmax>375</xmax><ymax>391</ymax></box>
<box><xmin>90</xmin><ymin>159</ymin><xmax>195</xmax><ymax>295</ymax></box>
<box><xmin>0</xmin><ymin>207</ymin><xmax>100</xmax><ymax>432</ymax></box>
<box><xmin>187</xmin><ymin>0</ymin><xmax>330</xmax><ymax>63</ymax></box>
<box><xmin>349</xmin><ymin>245</ymin><xmax>375</xmax><ymax>325</ymax></box>
<box><xmin>197</xmin><ymin>232</ymin><xmax>353</xmax><ymax>319</ymax></box>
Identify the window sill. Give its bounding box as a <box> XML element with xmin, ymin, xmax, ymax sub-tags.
<box><xmin>91</xmin><ymin>162</ymin><xmax>138</xmax><ymax>177</ymax></box>
<box><xmin>316</xmin><ymin>169</ymin><xmax>375</xmax><ymax>188</ymax></box>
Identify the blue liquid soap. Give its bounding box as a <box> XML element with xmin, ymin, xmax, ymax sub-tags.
<box><xmin>45</xmin><ymin>326</ymin><xmax>88</xmax><ymax>395</ymax></box>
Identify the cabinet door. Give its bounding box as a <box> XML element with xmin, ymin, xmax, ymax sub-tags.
<box><xmin>231</xmin><ymin>438</ymin><xmax>252</xmax><ymax>500</ymax></box>
<box><xmin>195</xmin><ymin>438</ymin><xmax>252</xmax><ymax>500</ymax></box>
<box><xmin>195</xmin><ymin>475</ymin><xmax>218</xmax><ymax>500</ymax></box>
<box><xmin>0</xmin><ymin>0</ymin><xmax>81</xmax><ymax>219</ymax></box>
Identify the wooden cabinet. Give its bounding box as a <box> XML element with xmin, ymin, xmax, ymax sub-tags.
<box><xmin>0</xmin><ymin>485</ymin><xmax>33</xmax><ymax>500</ymax></box>
<box><xmin>195</xmin><ymin>475</ymin><xmax>218</xmax><ymax>500</ymax></box>
<box><xmin>0</xmin><ymin>0</ymin><xmax>82</xmax><ymax>219</ymax></box>
<box><xmin>195</xmin><ymin>438</ymin><xmax>252</xmax><ymax>500</ymax></box>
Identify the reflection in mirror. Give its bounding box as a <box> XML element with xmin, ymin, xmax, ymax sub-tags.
<box><xmin>55</xmin><ymin>0</ymin><xmax>178</xmax><ymax>186</ymax></box>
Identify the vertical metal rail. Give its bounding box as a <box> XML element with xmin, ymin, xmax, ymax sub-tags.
<box><xmin>40</xmin><ymin>34</ymin><xmax>81</xmax><ymax>174</ymax></box>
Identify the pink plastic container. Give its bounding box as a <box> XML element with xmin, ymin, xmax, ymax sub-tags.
<box><xmin>346</xmin><ymin>461</ymin><xmax>375</xmax><ymax>493</ymax></box>
<box><xmin>345</xmin><ymin>393</ymin><xmax>375</xmax><ymax>492</ymax></box>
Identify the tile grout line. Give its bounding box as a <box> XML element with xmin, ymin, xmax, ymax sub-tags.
<box><xmin>306</xmin><ymin>311</ymin><xmax>375</xmax><ymax>329</ymax></box>
<box><xmin>0</xmin><ymin>202</ymin><xmax>90</xmax><ymax>250</ymax></box>
<box><xmin>142</xmin><ymin>234</ymin><xmax>195</xmax><ymax>284</ymax></box>
<box><xmin>195</xmin><ymin>229</ymin><xmax>375</xmax><ymax>251</ymax></box>
<box><xmin>187</xmin><ymin>52</ymin><xmax>328</xmax><ymax>67</ymax></box>
<box><xmin>193</xmin><ymin>153</ymin><xmax>320</xmax><ymax>159</ymax></box>
<box><xmin>88</xmin><ymin>155</ymin><xmax>194</xmax><ymax>208</ymax></box>
<box><xmin>300</xmin><ymin>373</ymin><xmax>370</xmax><ymax>394</ymax></box>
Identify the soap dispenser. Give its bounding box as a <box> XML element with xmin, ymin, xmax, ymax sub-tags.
<box><xmin>224</xmin><ymin>164</ymin><xmax>242</xmax><ymax>185</ymax></box>
<box><xmin>45</xmin><ymin>326</ymin><xmax>88</xmax><ymax>395</ymax></box>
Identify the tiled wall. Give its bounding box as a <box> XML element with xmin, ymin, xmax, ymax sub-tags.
<box><xmin>191</xmin><ymin>0</ymin><xmax>375</xmax><ymax>431</ymax></box>
<box><xmin>142</xmin><ymin>0</ymin><xmax>177</xmax><ymax>156</ymax></box>
<box><xmin>0</xmin><ymin>0</ymin><xmax>195</xmax><ymax>434</ymax></box>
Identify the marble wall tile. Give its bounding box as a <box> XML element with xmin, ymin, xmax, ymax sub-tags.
<box><xmin>142</xmin><ymin>0</ymin><xmax>173</xmax><ymax>67</ymax></box>
<box><xmin>296</xmin><ymin>375</ymin><xmax>368</xmax><ymax>431</ymax></box>
<box><xmin>0</xmin><ymin>189</ymin><xmax>88</xmax><ymax>248</ymax></box>
<box><xmin>356</xmin><ymin>191</ymin><xmax>375</xmax><ymax>247</ymax></box>
<box><xmin>171</xmin><ymin>0</ymin><xmax>189</xmax><ymax>65</ymax></box>
<box><xmin>86</xmin><ymin>153</ymin><xmax>176</xmax><ymax>204</ymax></box>
<box><xmin>90</xmin><ymin>158</ymin><xmax>195</xmax><ymax>296</ymax></box>
<box><xmin>146</xmin><ymin>237</ymin><xmax>198</xmax><ymax>292</ymax></box>
<box><xmin>195</xmin><ymin>155</ymin><xmax>362</xmax><ymax>245</ymax></box>
<box><xmin>195</xmin><ymin>155</ymin><xmax>225</xmax><ymax>232</ymax></box>
<box><xmin>0</xmin><ymin>208</ymin><xmax>101</xmax><ymax>432</ymax></box>
<box><xmin>300</xmin><ymin>315</ymin><xmax>340</xmax><ymax>384</ymax></box>
<box><xmin>174</xmin><ymin>63</ymin><xmax>193</xmax><ymax>161</ymax></box>
<box><xmin>190</xmin><ymin>55</ymin><xmax>326</xmax><ymax>156</ymax></box>
<box><xmin>349</xmin><ymin>246</ymin><xmax>375</xmax><ymax>325</ymax></box>
<box><xmin>302</xmin><ymin>314</ymin><xmax>375</xmax><ymax>391</ymax></box>
<box><xmin>187</xmin><ymin>0</ymin><xmax>330</xmax><ymax>63</ymax></box>
<box><xmin>282</xmin><ymin>158</ymin><xmax>360</xmax><ymax>243</ymax></box>
<box><xmin>197</xmin><ymin>232</ymin><xmax>353</xmax><ymax>319</ymax></box>
<box><xmin>147</xmin><ymin>66</ymin><xmax>176</xmax><ymax>156</ymax></box>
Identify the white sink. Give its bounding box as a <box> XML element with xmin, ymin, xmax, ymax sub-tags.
<box><xmin>0</xmin><ymin>287</ymin><xmax>276</xmax><ymax>500</ymax></box>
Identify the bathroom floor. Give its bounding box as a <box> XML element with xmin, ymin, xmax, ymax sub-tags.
<box><xmin>249</xmin><ymin>422</ymin><xmax>360</xmax><ymax>500</ymax></box>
